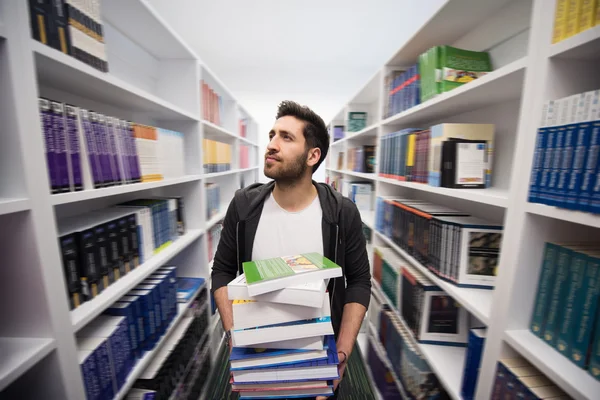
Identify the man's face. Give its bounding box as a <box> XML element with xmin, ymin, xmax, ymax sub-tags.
<box><xmin>264</xmin><ymin>116</ymin><xmax>310</xmax><ymax>181</ymax></box>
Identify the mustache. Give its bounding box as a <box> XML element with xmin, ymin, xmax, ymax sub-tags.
<box><xmin>265</xmin><ymin>152</ymin><xmax>281</xmax><ymax>161</ymax></box>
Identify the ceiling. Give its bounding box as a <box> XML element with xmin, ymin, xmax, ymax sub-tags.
<box><xmin>147</xmin><ymin>0</ymin><xmax>446</xmax><ymax>103</ymax></box>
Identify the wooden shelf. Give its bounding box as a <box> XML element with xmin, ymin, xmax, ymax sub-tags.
<box><xmin>0</xmin><ymin>337</ymin><xmax>55</xmax><ymax>392</ymax></box>
<box><xmin>505</xmin><ymin>329</ymin><xmax>600</xmax><ymax>400</ymax></box>
<box><xmin>70</xmin><ymin>229</ymin><xmax>203</xmax><ymax>331</ymax></box>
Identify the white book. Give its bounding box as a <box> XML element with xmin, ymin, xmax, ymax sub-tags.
<box><xmin>238</xmin><ymin>388</ymin><xmax>334</xmax><ymax>398</ymax></box>
<box><xmin>232</xmin><ymin>365</ymin><xmax>338</xmax><ymax>384</ymax></box>
<box><xmin>227</xmin><ymin>274</ymin><xmax>327</xmax><ymax>308</ymax></box>
<box><xmin>232</xmin><ymin>317</ymin><xmax>333</xmax><ymax>347</ymax></box>
<box><xmin>235</xmin><ymin>335</ymin><xmax>324</xmax><ymax>351</ymax></box>
<box><xmin>233</xmin><ymin>294</ymin><xmax>330</xmax><ymax>330</ymax></box>
<box><xmin>230</xmin><ymin>349</ymin><xmax>328</xmax><ymax>370</ymax></box>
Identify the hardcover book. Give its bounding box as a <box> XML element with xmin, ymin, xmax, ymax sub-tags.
<box><xmin>242</xmin><ymin>253</ymin><xmax>342</xmax><ymax>296</ymax></box>
<box><xmin>232</xmin><ymin>317</ymin><xmax>334</xmax><ymax>347</ymax></box>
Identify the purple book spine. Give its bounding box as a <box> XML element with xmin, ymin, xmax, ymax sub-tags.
<box><xmin>51</xmin><ymin>101</ymin><xmax>70</xmax><ymax>192</ymax></box>
<box><xmin>65</xmin><ymin>105</ymin><xmax>83</xmax><ymax>191</ymax></box>
<box><xmin>39</xmin><ymin>98</ymin><xmax>59</xmax><ymax>193</ymax></box>
<box><xmin>120</xmin><ymin>120</ymin><xmax>132</xmax><ymax>183</ymax></box>
<box><xmin>115</xmin><ymin>120</ymin><xmax>128</xmax><ymax>184</ymax></box>
<box><xmin>80</xmin><ymin>109</ymin><xmax>101</xmax><ymax>188</ymax></box>
<box><xmin>128</xmin><ymin>122</ymin><xmax>142</xmax><ymax>183</ymax></box>
<box><xmin>106</xmin><ymin>117</ymin><xmax>122</xmax><ymax>185</ymax></box>
<box><xmin>97</xmin><ymin>113</ymin><xmax>114</xmax><ymax>187</ymax></box>
<box><xmin>90</xmin><ymin>112</ymin><xmax>109</xmax><ymax>187</ymax></box>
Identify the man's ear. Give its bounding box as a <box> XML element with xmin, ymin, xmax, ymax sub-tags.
<box><xmin>307</xmin><ymin>148</ymin><xmax>321</xmax><ymax>167</ymax></box>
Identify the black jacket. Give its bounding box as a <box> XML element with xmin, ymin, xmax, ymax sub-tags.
<box><xmin>211</xmin><ymin>180</ymin><xmax>371</xmax><ymax>335</ymax></box>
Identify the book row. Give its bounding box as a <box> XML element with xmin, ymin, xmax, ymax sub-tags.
<box><xmin>78</xmin><ymin>266</ymin><xmax>186</xmax><ymax>400</ymax></box>
<box><xmin>376</xmin><ymin>197</ymin><xmax>503</xmax><ymax>288</ymax></box>
<box><xmin>491</xmin><ymin>358</ymin><xmax>570</xmax><ymax>399</ymax></box>
<box><xmin>202</xmin><ymin>139</ymin><xmax>232</xmax><ymax>174</ymax></box>
<box><xmin>58</xmin><ymin>197</ymin><xmax>186</xmax><ymax>309</ymax></box>
<box><xmin>373</xmin><ymin>247</ymin><xmax>469</xmax><ymax>346</ymax></box>
<box><xmin>383</xmin><ymin>64</ymin><xmax>420</xmax><ymax>119</ymax></box>
<box><xmin>379</xmin><ymin>123</ymin><xmax>494</xmax><ymax>188</ymax></box>
<box><xmin>205</xmin><ymin>182</ymin><xmax>221</xmax><ymax>221</ymax></box>
<box><xmin>336</xmin><ymin>180</ymin><xmax>373</xmax><ymax>212</ymax></box>
<box><xmin>552</xmin><ymin>0</ymin><xmax>600</xmax><ymax>44</ymax></box>
<box><xmin>337</xmin><ymin>145</ymin><xmax>376</xmax><ymax>173</ymax></box>
<box><xmin>39</xmin><ymin>98</ymin><xmax>186</xmax><ymax>194</ymax></box>
<box><xmin>528</xmin><ymin>89</ymin><xmax>600</xmax><ymax>213</ymax></box>
<box><xmin>207</xmin><ymin>223</ymin><xmax>222</xmax><ymax>263</ymax></box>
<box><xmin>366</xmin><ymin>335</ymin><xmax>403</xmax><ymax>399</ymax></box>
<box><xmin>200</xmin><ymin>80</ymin><xmax>224</xmax><ymax>126</ymax></box>
<box><xmin>127</xmin><ymin>294</ymin><xmax>210</xmax><ymax>400</ymax></box>
<box><xmin>530</xmin><ymin>242</ymin><xmax>600</xmax><ymax>380</ymax></box>
<box><xmin>29</xmin><ymin>0</ymin><xmax>109</xmax><ymax>72</ymax></box>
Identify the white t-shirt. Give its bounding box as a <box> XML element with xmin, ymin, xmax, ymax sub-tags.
<box><xmin>252</xmin><ymin>193</ymin><xmax>324</xmax><ymax>260</ymax></box>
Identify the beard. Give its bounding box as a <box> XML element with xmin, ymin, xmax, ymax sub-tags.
<box><xmin>264</xmin><ymin>149</ymin><xmax>309</xmax><ymax>183</ymax></box>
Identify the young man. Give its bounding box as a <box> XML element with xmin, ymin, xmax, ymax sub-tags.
<box><xmin>211</xmin><ymin>100</ymin><xmax>371</xmax><ymax>398</ymax></box>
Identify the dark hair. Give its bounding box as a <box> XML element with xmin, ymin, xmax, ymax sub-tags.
<box><xmin>276</xmin><ymin>100</ymin><xmax>329</xmax><ymax>172</ymax></box>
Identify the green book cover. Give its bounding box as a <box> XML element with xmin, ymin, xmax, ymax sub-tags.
<box><xmin>588</xmin><ymin>307</ymin><xmax>600</xmax><ymax>381</ymax></box>
<box><xmin>572</xmin><ymin>253</ymin><xmax>600</xmax><ymax>367</ymax></box>
<box><xmin>543</xmin><ymin>245</ymin><xmax>573</xmax><ymax>345</ymax></box>
<box><xmin>555</xmin><ymin>250</ymin><xmax>588</xmax><ymax>355</ymax></box>
<box><xmin>530</xmin><ymin>243</ymin><xmax>560</xmax><ymax>338</ymax></box>
<box><xmin>439</xmin><ymin>45</ymin><xmax>492</xmax><ymax>93</ymax></box>
<box><xmin>243</xmin><ymin>253</ymin><xmax>340</xmax><ymax>285</ymax></box>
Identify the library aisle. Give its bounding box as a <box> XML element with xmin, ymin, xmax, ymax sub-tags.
<box><xmin>1</xmin><ymin>0</ymin><xmax>599</xmax><ymax>399</ymax></box>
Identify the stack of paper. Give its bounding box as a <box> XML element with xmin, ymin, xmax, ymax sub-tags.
<box><xmin>227</xmin><ymin>253</ymin><xmax>343</xmax><ymax>399</ymax></box>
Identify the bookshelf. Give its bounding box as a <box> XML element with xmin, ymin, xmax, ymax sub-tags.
<box><xmin>0</xmin><ymin>0</ymin><xmax>260</xmax><ymax>398</ymax></box>
<box><xmin>327</xmin><ymin>0</ymin><xmax>600</xmax><ymax>398</ymax></box>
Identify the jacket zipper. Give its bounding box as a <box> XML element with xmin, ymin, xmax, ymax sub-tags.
<box><xmin>332</xmin><ymin>224</ymin><xmax>339</xmax><ymax>301</ymax></box>
<box><xmin>236</xmin><ymin>221</ymin><xmax>240</xmax><ymax>275</ymax></box>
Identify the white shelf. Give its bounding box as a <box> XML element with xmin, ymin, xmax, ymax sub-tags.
<box><xmin>331</xmin><ymin>123</ymin><xmax>379</xmax><ymax>147</ymax></box>
<box><xmin>382</xmin><ymin>57</ymin><xmax>527</xmax><ymax>127</ymax></box>
<box><xmin>239</xmin><ymin>136</ymin><xmax>259</xmax><ymax>147</ymax></box>
<box><xmin>206</xmin><ymin>210</ymin><xmax>226</xmax><ymax>230</ymax></box>
<box><xmin>51</xmin><ymin>176</ymin><xmax>202</xmax><ymax>205</ymax></box>
<box><xmin>378</xmin><ymin>177</ymin><xmax>509</xmax><ymax>208</ymax></box>
<box><xmin>505</xmin><ymin>329</ymin><xmax>600</xmax><ymax>400</ymax></box>
<box><xmin>360</xmin><ymin>210</ymin><xmax>375</xmax><ymax>230</ymax></box>
<box><xmin>0</xmin><ymin>198</ymin><xmax>31</xmax><ymax>216</ymax></box>
<box><xmin>203</xmin><ymin>169</ymin><xmax>244</xmax><ymax>179</ymax></box>
<box><xmin>201</xmin><ymin>120</ymin><xmax>238</xmax><ymax>142</ymax></box>
<box><xmin>0</xmin><ymin>337</ymin><xmax>56</xmax><ymax>392</ymax></box>
<box><xmin>32</xmin><ymin>41</ymin><xmax>200</xmax><ymax>122</ymax></box>
<box><xmin>113</xmin><ymin>285</ymin><xmax>206</xmax><ymax>400</ymax></box>
<box><xmin>326</xmin><ymin>169</ymin><xmax>378</xmax><ymax>181</ymax></box>
<box><xmin>70</xmin><ymin>229</ymin><xmax>203</xmax><ymax>331</ymax></box>
<box><xmin>549</xmin><ymin>25</ymin><xmax>600</xmax><ymax>60</ymax></box>
<box><xmin>375</xmin><ymin>230</ymin><xmax>492</xmax><ymax>325</ymax></box>
<box><xmin>0</xmin><ymin>22</ymin><xmax>5</xmax><ymax>39</ymax></box>
<box><xmin>525</xmin><ymin>202</ymin><xmax>600</xmax><ymax>229</ymax></box>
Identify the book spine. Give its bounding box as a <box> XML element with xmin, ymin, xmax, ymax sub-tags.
<box><xmin>579</xmin><ymin>0</ymin><xmax>597</xmax><ymax>31</ymax></box>
<box><xmin>565</xmin><ymin>122</ymin><xmax>593</xmax><ymax>208</ymax></box>
<box><xmin>556</xmin><ymin>250</ymin><xmax>587</xmax><ymax>355</ymax></box>
<box><xmin>49</xmin><ymin>0</ymin><xmax>71</xmax><ymax>54</ymax></box>
<box><xmin>556</xmin><ymin>123</ymin><xmax>578</xmax><ymax>207</ymax></box>
<box><xmin>106</xmin><ymin>118</ymin><xmax>122</xmax><ymax>185</ymax></box>
<box><xmin>39</xmin><ymin>98</ymin><xmax>59</xmax><ymax>194</ymax></box>
<box><xmin>572</xmin><ymin>254</ymin><xmax>600</xmax><ymax>367</ymax></box>
<box><xmin>578</xmin><ymin>120</ymin><xmax>600</xmax><ymax>211</ymax></box>
<box><xmin>546</xmin><ymin>126</ymin><xmax>567</xmax><ymax>205</ymax></box>
<box><xmin>89</xmin><ymin>112</ymin><xmax>106</xmax><ymax>187</ymax></box>
<box><xmin>128</xmin><ymin>122</ymin><xmax>142</xmax><ymax>183</ymax></box>
<box><xmin>530</xmin><ymin>243</ymin><xmax>560</xmax><ymax>336</ymax></box>
<box><xmin>553</xmin><ymin>0</ymin><xmax>569</xmax><ymax>43</ymax></box>
<box><xmin>588</xmin><ymin>304</ymin><xmax>600</xmax><ymax>380</ymax></box>
<box><xmin>79</xmin><ymin>109</ymin><xmax>100</xmax><ymax>188</ymax></box>
<box><xmin>538</xmin><ymin>127</ymin><xmax>557</xmax><ymax>204</ymax></box>
<box><xmin>65</xmin><ymin>105</ymin><xmax>83</xmax><ymax>191</ymax></box>
<box><xmin>51</xmin><ymin>101</ymin><xmax>70</xmax><ymax>192</ymax></box>
<box><xmin>543</xmin><ymin>245</ymin><xmax>572</xmax><ymax>345</ymax></box>
<box><xmin>565</xmin><ymin>0</ymin><xmax>583</xmax><ymax>38</ymax></box>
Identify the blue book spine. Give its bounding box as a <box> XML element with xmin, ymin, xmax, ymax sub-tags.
<box><xmin>543</xmin><ymin>245</ymin><xmax>574</xmax><ymax>346</ymax></box>
<box><xmin>79</xmin><ymin>352</ymin><xmax>102</xmax><ymax>400</ymax></box>
<box><xmin>565</xmin><ymin>122</ymin><xmax>593</xmax><ymax>208</ymax></box>
<box><xmin>546</xmin><ymin>126</ymin><xmax>566</xmax><ymax>206</ymax></box>
<box><xmin>556</xmin><ymin>123</ymin><xmax>578</xmax><ymax>208</ymax></box>
<box><xmin>579</xmin><ymin>120</ymin><xmax>600</xmax><ymax>211</ymax></box>
<box><xmin>572</xmin><ymin>254</ymin><xmax>600</xmax><ymax>367</ymax></box>
<box><xmin>588</xmin><ymin>304</ymin><xmax>600</xmax><ymax>381</ymax></box>
<box><xmin>538</xmin><ymin>127</ymin><xmax>558</xmax><ymax>204</ymax></box>
<box><xmin>589</xmin><ymin>121</ymin><xmax>600</xmax><ymax>213</ymax></box>
<box><xmin>530</xmin><ymin>243</ymin><xmax>559</xmax><ymax>337</ymax></box>
<box><xmin>528</xmin><ymin>128</ymin><xmax>547</xmax><ymax>203</ymax></box>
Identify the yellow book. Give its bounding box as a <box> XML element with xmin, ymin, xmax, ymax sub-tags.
<box><xmin>406</xmin><ymin>133</ymin><xmax>416</xmax><ymax>179</ymax></box>
<box><xmin>596</xmin><ymin>0</ymin><xmax>600</xmax><ymax>24</ymax></box>
<box><xmin>210</xmin><ymin>140</ymin><xmax>217</xmax><ymax>173</ymax></box>
<box><xmin>202</xmin><ymin>139</ymin><xmax>208</xmax><ymax>169</ymax></box>
<box><xmin>565</xmin><ymin>0</ymin><xmax>583</xmax><ymax>38</ymax></box>
<box><xmin>553</xmin><ymin>0</ymin><xmax>569</xmax><ymax>43</ymax></box>
<box><xmin>579</xmin><ymin>0</ymin><xmax>597</xmax><ymax>31</ymax></box>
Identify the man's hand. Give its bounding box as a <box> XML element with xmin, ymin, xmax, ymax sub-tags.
<box><xmin>316</xmin><ymin>350</ymin><xmax>348</xmax><ymax>399</ymax></box>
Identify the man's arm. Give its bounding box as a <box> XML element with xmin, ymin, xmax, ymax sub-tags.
<box><xmin>211</xmin><ymin>197</ymin><xmax>240</xmax><ymax>334</ymax></box>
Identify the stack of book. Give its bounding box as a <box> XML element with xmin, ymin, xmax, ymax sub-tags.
<box><xmin>375</xmin><ymin>197</ymin><xmax>503</xmax><ymax>288</ymax></box>
<box><xmin>201</xmin><ymin>81</ymin><xmax>224</xmax><ymax>125</ymax></box>
<box><xmin>38</xmin><ymin>98</ymin><xmax>187</xmax><ymax>194</ymax></box>
<box><xmin>346</xmin><ymin>145</ymin><xmax>376</xmax><ymax>173</ymax></box>
<box><xmin>58</xmin><ymin>198</ymin><xmax>185</xmax><ymax>309</ymax></box>
<box><xmin>347</xmin><ymin>112</ymin><xmax>368</xmax><ymax>132</ymax></box>
<box><xmin>528</xmin><ymin>89</ymin><xmax>600</xmax><ymax>213</ymax></box>
<box><xmin>530</xmin><ymin>242</ymin><xmax>600</xmax><ymax>380</ymax></box>
<box><xmin>491</xmin><ymin>358</ymin><xmax>569</xmax><ymax>399</ymax></box>
<box><xmin>384</xmin><ymin>65</ymin><xmax>421</xmax><ymax>118</ymax></box>
<box><xmin>206</xmin><ymin>183</ymin><xmax>221</xmax><ymax>220</ymax></box>
<box><xmin>420</xmin><ymin>46</ymin><xmax>492</xmax><ymax>103</ymax></box>
<box><xmin>379</xmin><ymin>123</ymin><xmax>494</xmax><ymax>188</ymax></box>
<box><xmin>29</xmin><ymin>0</ymin><xmax>108</xmax><ymax>72</ymax></box>
<box><xmin>552</xmin><ymin>0</ymin><xmax>600</xmax><ymax>44</ymax></box>
<box><xmin>226</xmin><ymin>253</ymin><xmax>344</xmax><ymax>398</ymax></box>
<box><xmin>203</xmin><ymin>139</ymin><xmax>232</xmax><ymax>173</ymax></box>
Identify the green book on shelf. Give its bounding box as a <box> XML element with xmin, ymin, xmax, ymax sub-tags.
<box><xmin>439</xmin><ymin>45</ymin><xmax>492</xmax><ymax>93</ymax></box>
<box><xmin>243</xmin><ymin>253</ymin><xmax>342</xmax><ymax>296</ymax></box>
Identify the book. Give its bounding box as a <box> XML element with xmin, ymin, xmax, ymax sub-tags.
<box><xmin>441</xmin><ymin>139</ymin><xmax>488</xmax><ymax>188</ymax></box>
<box><xmin>461</xmin><ymin>328</ymin><xmax>486</xmax><ymax>400</ymax></box>
<box><xmin>348</xmin><ymin>112</ymin><xmax>368</xmax><ymax>132</ymax></box>
<box><xmin>565</xmin><ymin>0</ymin><xmax>583</xmax><ymax>38</ymax></box>
<box><xmin>232</xmin><ymin>317</ymin><xmax>334</xmax><ymax>347</ymax></box>
<box><xmin>333</xmin><ymin>125</ymin><xmax>344</xmax><ymax>142</ymax></box>
<box><xmin>553</xmin><ymin>0</ymin><xmax>569</xmax><ymax>43</ymax></box>
<box><xmin>530</xmin><ymin>243</ymin><xmax>561</xmax><ymax>337</ymax></box>
<box><xmin>242</xmin><ymin>253</ymin><xmax>342</xmax><ymax>296</ymax></box>
<box><xmin>232</xmin><ymin>294</ymin><xmax>330</xmax><ymax>330</ymax></box>
<box><xmin>177</xmin><ymin>277</ymin><xmax>205</xmax><ymax>303</ymax></box>
<box><xmin>438</xmin><ymin>46</ymin><xmax>492</xmax><ymax>93</ymax></box>
<box><xmin>235</xmin><ymin>335</ymin><xmax>325</xmax><ymax>351</ymax></box>
<box><xmin>232</xmin><ymin>380</ymin><xmax>333</xmax><ymax>392</ymax></box>
<box><xmin>238</xmin><ymin>387</ymin><xmax>334</xmax><ymax>398</ymax></box>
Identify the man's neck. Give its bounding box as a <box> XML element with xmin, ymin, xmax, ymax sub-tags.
<box><xmin>272</xmin><ymin>176</ymin><xmax>317</xmax><ymax>212</ymax></box>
